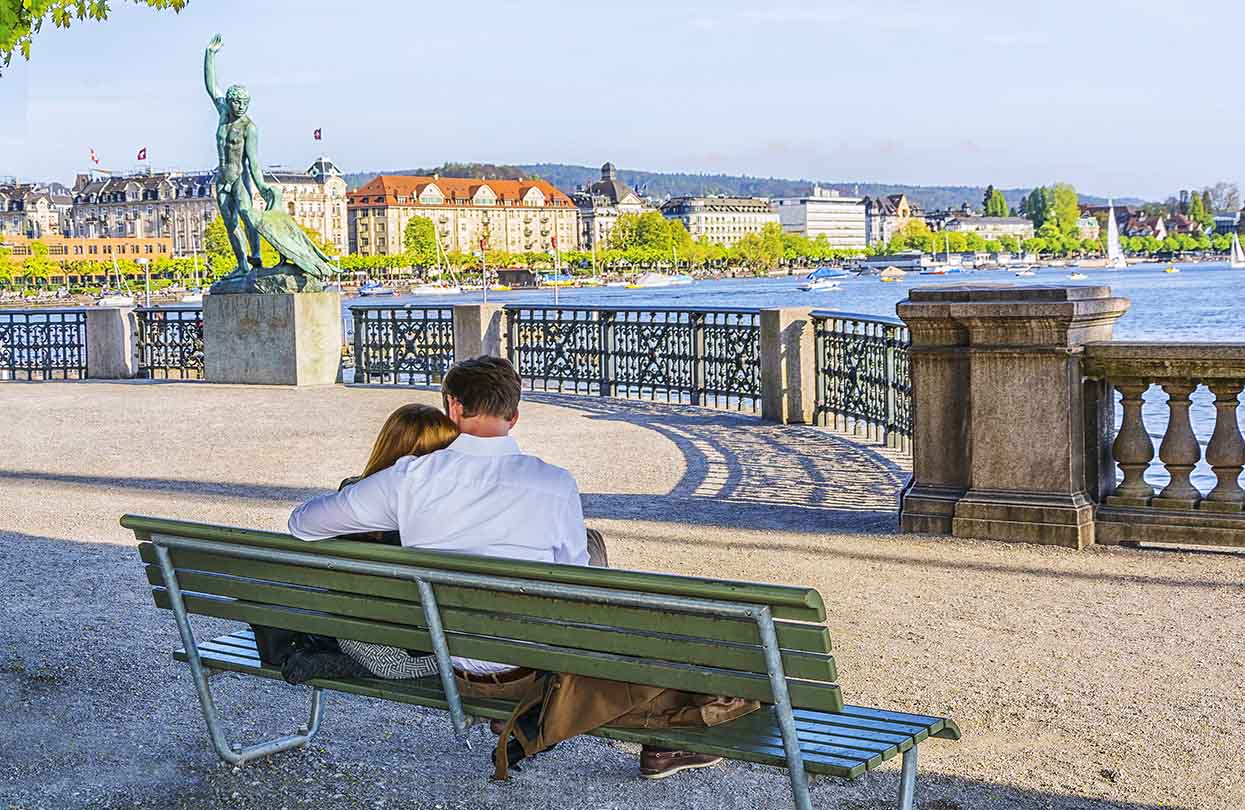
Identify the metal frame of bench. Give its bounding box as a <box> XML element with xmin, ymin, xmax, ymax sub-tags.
<box><xmin>150</xmin><ymin>532</ymin><xmax>924</xmax><ymax>810</ymax></box>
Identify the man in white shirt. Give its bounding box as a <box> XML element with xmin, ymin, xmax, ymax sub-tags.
<box><xmin>287</xmin><ymin>355</ymin><xmax>587</xmax><ymax>682</ymax></box>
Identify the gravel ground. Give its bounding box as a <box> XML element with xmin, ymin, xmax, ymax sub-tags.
<box><xmin>0</xmin><ymin>381</ymin><xmax>1241</xmax><ymax>810</ymax></box>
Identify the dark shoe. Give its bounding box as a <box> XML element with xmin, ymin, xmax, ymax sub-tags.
<box><xmin>490</xmin><ymin>719</ymin><xmax>506</xmax><ymax>736</ymax></box>
<box><xmin>639</xmin><ymin>746</ymin><xmax>724</xmax><ymax>779</ymax></box>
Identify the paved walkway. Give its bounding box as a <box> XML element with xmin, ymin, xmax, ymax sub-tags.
<box><xmin>1</xmin><ymin>382</ymin><xmax>1241</xmax><ymax>809</ymax></box>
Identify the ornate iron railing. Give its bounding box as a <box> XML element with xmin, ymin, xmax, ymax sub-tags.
<box><xmin>0</xmin><ymin>308</ymin><xmax>88</xmax><ymax>380</ymax></box>
<box><xmin>506</xmin><ymin>306</ymin><xmax>761</xmax><ymax>411</ymax></box>
<box><xmin>137</xmin><ymin>307</ymin><xmax>204</xmax><ymax>379</ymax></box>
<box><xmin>811</xmin><ymin>310</ymin><xmax>912</xmax><ymax>451</ymax></box>
<box><xmin>351</xmin><ymin>305</ymin><xmax>455</xmax><ymax>385</ymax></box>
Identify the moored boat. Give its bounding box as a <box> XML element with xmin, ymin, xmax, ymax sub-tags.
<box><xmin>626</xmin><ymin>272</ymin><xmax>694</xmax><ymax>289</ymax></box>
<box><xmin>1230</xmin><ymin>233</ymin><xmax>1245</xmax><ymax>269</ymax></box>
<box><xmin>358</xmin><ymin>281</ymin><xmax>396</xmax><ymax>296</ymax></box>
<box><xmin>799</xmin><ymin>278</ymin><xmax>842</xmax><ymax>292</ymax></box>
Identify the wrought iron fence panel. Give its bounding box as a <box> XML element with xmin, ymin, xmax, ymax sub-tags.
<box><xmin>701</xmin><ymin>311</ymin><xmax>762</xmax><ymax>410</ymax></box>
<box><xmin>508</xmin><ymin>307</ymin><xmax>604</xmax><ymax>395</ymax></box>
<box><xmin>351</xmin><ymin>306</ymin><xmax>455</xmax><ymax>386</ymax></box>
<box><xmin>137</xmin><ymin>307</ymin><xmax>204</xmax><ymax>379</ymax></box>
<box><xmin>506</xmin><ymin>306</ymin><xmax>760</xmax><ymax>411</ymax></box>
<box><xmin>812</xmin><ymin>310</ymin><xmax>912</xmax><ymax>451</ymax></box>
<box><xmin>0</xmin><ymin>309</ymin><xmax>87</xmax><ymax>380</ymax></box>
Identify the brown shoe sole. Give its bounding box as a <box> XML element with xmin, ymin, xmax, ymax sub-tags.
<box><xmin>640</xmin><ymin>756</ymin><xmax>724</xmax><ymax>780</ymax></box>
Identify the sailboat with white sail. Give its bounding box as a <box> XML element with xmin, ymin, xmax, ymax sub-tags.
<box><xmin>1230</xmin><ymin>233</ymin><xmax>1245</xmax><ymax>269</ymax></box>
<box><xmin>1106</xmin><ymin>200</ymin><xmax>1126</xmax><ymax>270</ymax></box>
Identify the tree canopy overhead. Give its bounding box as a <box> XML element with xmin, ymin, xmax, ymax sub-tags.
<box><xmin>1</xmin><ymin>0</ymin><xmax>186</xmax><ymax>70</ymax></box>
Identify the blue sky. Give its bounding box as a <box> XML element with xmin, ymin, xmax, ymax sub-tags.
<box><xmin>1</xmin><ymin>0</ymin><xmax>1243</xmax><ymax>199</ymax></box>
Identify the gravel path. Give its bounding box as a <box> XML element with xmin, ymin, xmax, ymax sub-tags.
<box><xmin>1</xmin><ymin>381</ymin><xmax>1241</xmax><ymax>810</ymax></box>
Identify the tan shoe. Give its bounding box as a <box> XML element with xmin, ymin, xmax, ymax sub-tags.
<box><xmin>639</xmin><ymin>746</ymin><xmax>724</xmax><ymax>779</ymax></box>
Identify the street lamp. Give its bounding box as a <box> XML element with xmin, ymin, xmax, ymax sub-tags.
<box><xmin>138</xmin><ymin>257</ymin><xmax>151</xmax><ymax>307</ymax></box>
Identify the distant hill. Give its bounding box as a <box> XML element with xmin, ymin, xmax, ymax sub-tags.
<box><xmin>341</xmin><ymin>162</ymin><xmax>1144</xmax><ymax>211</ymax></box>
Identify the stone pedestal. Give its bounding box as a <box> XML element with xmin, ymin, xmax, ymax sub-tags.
<box><xmin>897</xmin><ymin>285</ymin><xmax>1130</xmax><ymax>548</ymax></box>
<box><xmin>760</xmin><ymin>307</ymin><xmax>815</xmax><ymax>424</ymax></box>
<box><xmin>84</xmin><ymin>307</ymin><xmax>137</xmax><ymax>379</ymax></box>
<box><xmin>453</xmin><ymin>303</ymin><xmax>506</xmax><ymax>360</ymax></box>
<box><xmin>203</xmin><ymin>293</ymin><xmax>342</xmax><ymax>386</ymax></box>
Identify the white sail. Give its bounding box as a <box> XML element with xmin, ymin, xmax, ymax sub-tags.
<box><xmin>1106</xmin><ymin>199</ymin><xmax>1126</xmax><ymax>268</ymax></box>
<box><xmin>1231</xmin><ymin>233</ymin><xmax>1245</xmax><ymax>268</ymax></box>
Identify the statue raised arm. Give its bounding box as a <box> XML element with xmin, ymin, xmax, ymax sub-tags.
<box><xmin>204</xmin><ymin>33</ymin><xmax>224</xmax><ymax>111</ymax></box>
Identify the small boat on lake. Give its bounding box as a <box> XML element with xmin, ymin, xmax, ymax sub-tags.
<box><xmin>1014</xmin><ymin>268</ymin><xmax>1036</xmax><ymax>277</ymax></box>
<box><xmin>358</xmin><ymin>281</ymin><xmax>396</xmax><ymax>296</ymax></box>
<box><xmin>1164</xmin><ymin>266</ymin><xmax>1180</xmax><ymax>274</ymax></box>
<box><xmin>804</xmin><ymin>266</ymin><xmax>852</xmax><ymax>281</ymax></box>
<box><xmin>409</xmin><ymin>284</ymin><xmax>462</xmax><ymax>296</ymax></box>
<box><xmin>541</xmin><ymin>273</ymin><xmax>577</xmax><ymax>288</ymax></box>
<box><xmin>179</xmin><ymin>289</ymin><xmax>206</xmax><ymax>304</ymax></box>
<box><xmin>1230</xmin><ymin>233</ymin><xmax>1245</xmax><ymax>269</ymax></box>
<box><xmin>1067</xmin><ymin>272</ymin><xmax>1088</xmax><ymax>280</ymax></box>
<box><xmin>799</xmin><ymin>278</ymin><xmax>842</xmax><ymax>292</ymax></box>
<box><xmin>1106</xmin><ymin>199</ymin><xmax>1127</xmax><ymax>270</ymax></box>
<box><xmin>627</xmin><ymin>272</ymin><xmax>694</xmax><ymax>289</ymax></box>
<box><xmin>96</xmin><ymin>291</ymin><xmax>136</xmax><ymax>307</ymax></box>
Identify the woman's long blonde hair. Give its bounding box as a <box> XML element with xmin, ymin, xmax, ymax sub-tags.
<box><xmin>361</xmin><ymin>404</ymin><xmax>459</xmax><ymax>478</ymax></box>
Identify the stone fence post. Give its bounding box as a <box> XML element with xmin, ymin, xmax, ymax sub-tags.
<box><xmin>759</xmin><ymin>307</ymin><xmax>815</xmax><ymax>424</ymax></box>
<box><xmin>896</xmin><ymin>285</ymin><xmax>1130</xmax><ymax>548</ymax></box>
<box><xmin>453</xmin><ymin>303</ymin><xmax>507</xmax><ymax>361</ymax></box>
<box><xmin>84</xmin><ymin>306</ymin><xmax>137</xmax><ymax>379</ymax></box>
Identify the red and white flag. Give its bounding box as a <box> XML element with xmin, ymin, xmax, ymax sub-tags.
<box><xmin>136</xmin><ymin>147</ymin><xmax>147</xmax><ymax>161</ymax></box>
<box><xmin>89</xmin><ymin>148</ymin><xmax>99</xmax><ymax>165</ymax></box>
<box><xmin>551</xmin><ymin>234</ymin><xmax>558</xmax><ymax>249</ymax></box>
<box><xmin>313</xmin><ymin>128</ymin><xmax>322</xmax><ymax>141</ymax></box>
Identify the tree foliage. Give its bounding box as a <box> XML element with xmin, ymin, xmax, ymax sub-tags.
<box><xmin>984</xmin><ymin>187</ymin><xmax>1008</xmax><ymax>217</ymax></box>
<box><xmin>402</xmin><ymin>216</ymin><xmax>438</xmax><ymax>266</ymax></box>
<box><xmin>1</xmin><ymin>0</ymin><xmax>186</xmax><ymax>71</ymax></box>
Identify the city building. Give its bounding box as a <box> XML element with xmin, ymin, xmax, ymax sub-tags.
<box><xmin>1164</xmin><ymin>213</ymin><xmax>1204</xmax><ymax>237</ymax></box>
<box><xmin>863</xmin><ymin>193</ymin><xmax>923</xmax><ymax>246</ymax></box>
<box><xmin>571</xmin><ymin>162</ymin><xmax>649</xmax><ymax>249</ymax></box>
<box><xmin>658</xmin><ymin>196</ymin><xmax>779</xmax><ymax>247</ymax></box>
<box><xmin>0</xmin><ymin>183</ymin><xmax>72</xmax><ymax>239</ymax></box>
<box><xmin>67</xmin><ymin>158</ymin><xmax>348</xmax><ymax>257</ymax></box>
<box><xmin>1123</xmin><ymin>214</ymin><xmax>1166</xmax><ymax>240</ymax></box>
<box><xmin>1213</xmin><ymin>212</ymin><xmax>1241</xmax><ymax>235</ymax></box>
<box><xmin>942</xmin><ymin>216</ymin><xmax>1034</xmax><ymax>241</ymax></box>
<box><xmin>1</xmin><ymin>233</ymin><xmax>173</xmax><ymax>262</ymax></box>
<box><xmin>1076</xmin><ymin>216</ymin><xmax>1101</xmax><ymax>241</ymax></box>
<box><xmin>771</xmin><ymin>185</ymin><xmax>867</xmax><ymax>250</ymax></box>
<box><xmin>347</xmin><ymin>175</ymin><xmax>579</xmax><ymax>256</ymax></box>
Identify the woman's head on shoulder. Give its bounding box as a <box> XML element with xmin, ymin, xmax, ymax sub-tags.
<box><xmin>363</xmin><ymin>403</ymin><xmax>459</xmax><ymax>478</ymax></box>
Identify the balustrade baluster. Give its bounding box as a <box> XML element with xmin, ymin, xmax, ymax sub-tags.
<box><xmin>1107</xmin><ymin>381</ymin><xmax>1156</xmax><ymax>505</ymax></box>
<box><xmin>1154</xmin><ymin>382</ymin><xmax>1202</xmax><ymax>509</ymax></box>
<box><xmin>1202</xmin><ymin>379</ymin><xmax>1245</xmax><ymax>512</ymax></box>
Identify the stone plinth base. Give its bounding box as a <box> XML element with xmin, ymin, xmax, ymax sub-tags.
<box><xmin>952</xmin><ymin>490</ymin><xmax>1096</xmax><ymax>549</ymax></box>
<box><xmin>85</xmin><ymin>307</ymin><xmax>137</xmax><ymax>379</ymax></box>
<box><xmin>203</xmin><ymin>293</ymin><xmax>342</xmax><ymax>386</ymax></box>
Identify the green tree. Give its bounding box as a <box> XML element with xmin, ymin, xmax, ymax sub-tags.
<box><xmin>20</xmin><ymin>240</ymin><xmax>55</xmax><ymax>286</ymax></box>
<box><xmin>983</xmin><ymin>186</ymin><xmax>1008</xmax><ymax>217</ymax></box>
<box><xmin>1049</xmin><ymin>183</ymin><xmax>1079</xmax><ymax>236</ymax></box>
<box><xmin>403</xmin><ymin>216</ymin><xmax>438</xmax><ymax>267</ymax></box>
<box><xmin>1</xmin><ymin>0</ymin><xmax>186</xmax><ymax>71</ymax></box>
<box><xmin>1188</xmin><ymin>192</ymin><xmax>1208</xmax><ymax>227</ymax></box>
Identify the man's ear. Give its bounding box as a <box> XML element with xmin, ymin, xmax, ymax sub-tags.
<box><xmin>508</xmin><ymin>408</ymin><xmax>520</xmax><ymax>430</ymax></box>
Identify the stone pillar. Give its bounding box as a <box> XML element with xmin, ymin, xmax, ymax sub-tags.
<box><xmin>203</xmin><ymin>293</ymin><xmax>342</xmax><ymax>386</ymax></box>
<box><xmin>84</xmin><ymin>306</ymin><xmax>137</xmax><ymax>379</ymax></box>
<box><xmin>897</xmin><ymin>285</ymin><xmax>1130</xmax><ymax>548</ymax></box>
<box><xmin>759</xmin><ymin>307</ymin><xmax>815</xmax><ymax>424</ymax></box>
<box><xmin>453</xmin><ymin>303</ymin><xmax>507</xmax><ymax>360</ymax></box>
<box><xmin>892</xmin><ymin>299</ymin><xmax>971</xmax><ymax>534</ymax></box>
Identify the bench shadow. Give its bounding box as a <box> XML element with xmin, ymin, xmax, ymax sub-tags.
<box><xmin>526</xmin><ymin>392</ymin><xmax>911</xmax><ymax>533</ymax></box>
<box><xmin>0</xmin><ymin>470</ymin><xmax>323</xmax><ymax>502</ymax></box>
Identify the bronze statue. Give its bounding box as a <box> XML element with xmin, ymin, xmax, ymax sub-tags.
<box><xmin>204</xmin><ymin>33</ymin><xmax>336</xmax><ymax>294</ymax></box>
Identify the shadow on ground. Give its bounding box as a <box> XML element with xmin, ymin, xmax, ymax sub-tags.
<box><xmin>531</xmin><ymin>392</ymin><xmax>910</xmax><ymax>532</ymax></box>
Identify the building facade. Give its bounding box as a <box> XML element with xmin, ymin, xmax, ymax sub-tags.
<box><xmin>67</xmin><ymin>158</ymin><xmax>348</xmax><ymax>257</ymax></box>
<box><xmin>347</xmin><ymin>175</ymin><xmax>579</xmax><ymax>257</ymax></box>
<box><xmin>658</xmin><ymin>196</ymin><xmax>779</xmax><ymax>247</ymax></box>
<box><xmin>1</xmin><ymin>234</ymin><xmax>173</xmax><ymax>263</ymax></box>
<box><xmin>0</xmin><ymin>184</ymin><xmax>72</xmax><ymax>239</ymax></box>
<box><xmin>863</xmin><ymin>193</ymin><xmax>923</xmax><ymax>246</ymax></box>
<box><xmin>771</xmin><ymin>186</ymin><xmax>867</xmax><ymax>249</ymax></box>
<box><xmin>571</xmin><ymin>162</ymin><xmax>649</xmax><ymax>249</ymax></box>
<box><xmin>943</xmin><ymin>216</ymin><xmax>1035</xmax><ymax>241</ymax></box>
<box><xmin>1076</xmin><ymin>216</ymin><xmax>1101</xmax><ymax>241</ymax></box>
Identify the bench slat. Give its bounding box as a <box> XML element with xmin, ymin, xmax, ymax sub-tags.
<box><xmin>176</xmin><ymin>632</ymin><xmax>926</xmax><ymax>779</ymax></box>
<box><xmin>153</xmin><ymin>591</ymin><xmax>844</xmax><ymax>711</ymax></box>
<box><xmin>137</xmin><ymin>544</ymin><xmax>830</xmax><ymax>653</ymax></box>
<box><xmin>125</xmin><ymin>517</ymin><xmax>826</xmax><ymax>622</ymax></box>
<box><xmin>145</xmin><ymin>566</ymin><xmax>836</xmax><ymax>681</ymax></box>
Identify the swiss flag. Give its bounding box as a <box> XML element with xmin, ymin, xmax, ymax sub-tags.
<box><xmin>313</xmin><ymin>129</ymin><xmax>322</xmax><ymax>141</ymax></box>
<box><xmin>136</xmin><ymin>147</ymin><xmax>147</xmax><ymax>161</ymax></box>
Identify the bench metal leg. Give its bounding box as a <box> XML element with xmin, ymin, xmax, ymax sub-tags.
<box><xmin>896</xmin><ymin>746</ymin><xmax>917</xmax><ymax>810</ymax></box>
<box><xmin>754</xmin><ymin>607</ymin><xmax>813</xmax><ymax>810</ymax></box>
<box><xmin>416</xmin><ymin>578</ymin><xmax>472</xmax><ymax>749</ymax></box>
<box><xmin>154</xmin><ymin>544</ymin><xmax>327</xmax><ymax>765</ymax></box>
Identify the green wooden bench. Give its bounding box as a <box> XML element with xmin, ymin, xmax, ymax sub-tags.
<box><xmin>125</xmin><ymin>514</ymin><xmax>960</xmax><ymax>810</ymax></box>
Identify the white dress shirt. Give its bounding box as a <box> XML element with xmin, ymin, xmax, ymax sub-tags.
<box><xmin>287</xmin><ymin>433</ymin><xmax>588</xmax><ymax>674</ymax></box>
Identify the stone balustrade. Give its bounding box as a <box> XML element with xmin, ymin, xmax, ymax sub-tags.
<box><xmin>1084</xmin><ymin>343</ymin><xmax>1245</xmax><ymax>546</ymax></box>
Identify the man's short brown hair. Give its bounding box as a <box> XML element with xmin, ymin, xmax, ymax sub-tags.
<box><xmin>442</xmin><ymin>356</ymin><xmax>522</xmax><ymax>419</ymax></box>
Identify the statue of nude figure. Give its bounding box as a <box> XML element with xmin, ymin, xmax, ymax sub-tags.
<box><xmin>203</xmin><ymin>34</ymin><xmax>336</xmax><ymax>292</ymax></box>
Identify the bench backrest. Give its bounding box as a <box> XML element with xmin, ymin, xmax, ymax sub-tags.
<box><xmin>125</xmin><ymin>514</ymin><xmax>842</xmax><ymax>712</ymax></box>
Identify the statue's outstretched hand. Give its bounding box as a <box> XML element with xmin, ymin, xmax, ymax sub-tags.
<box><xmin>262</xmin><ymin>187</ymin><xmax>276</xmax><ymax>210</ymax></box>
<box><xmin>208</xmin><ymin>34</ymin><xmax>223</xmax><ymax>53</ymax></box>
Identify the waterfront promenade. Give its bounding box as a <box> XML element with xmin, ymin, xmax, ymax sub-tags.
<box><xmin>2</xmin><ymin>381</ymin><xmax>1242</xmax><ymax>809</ymax></box>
